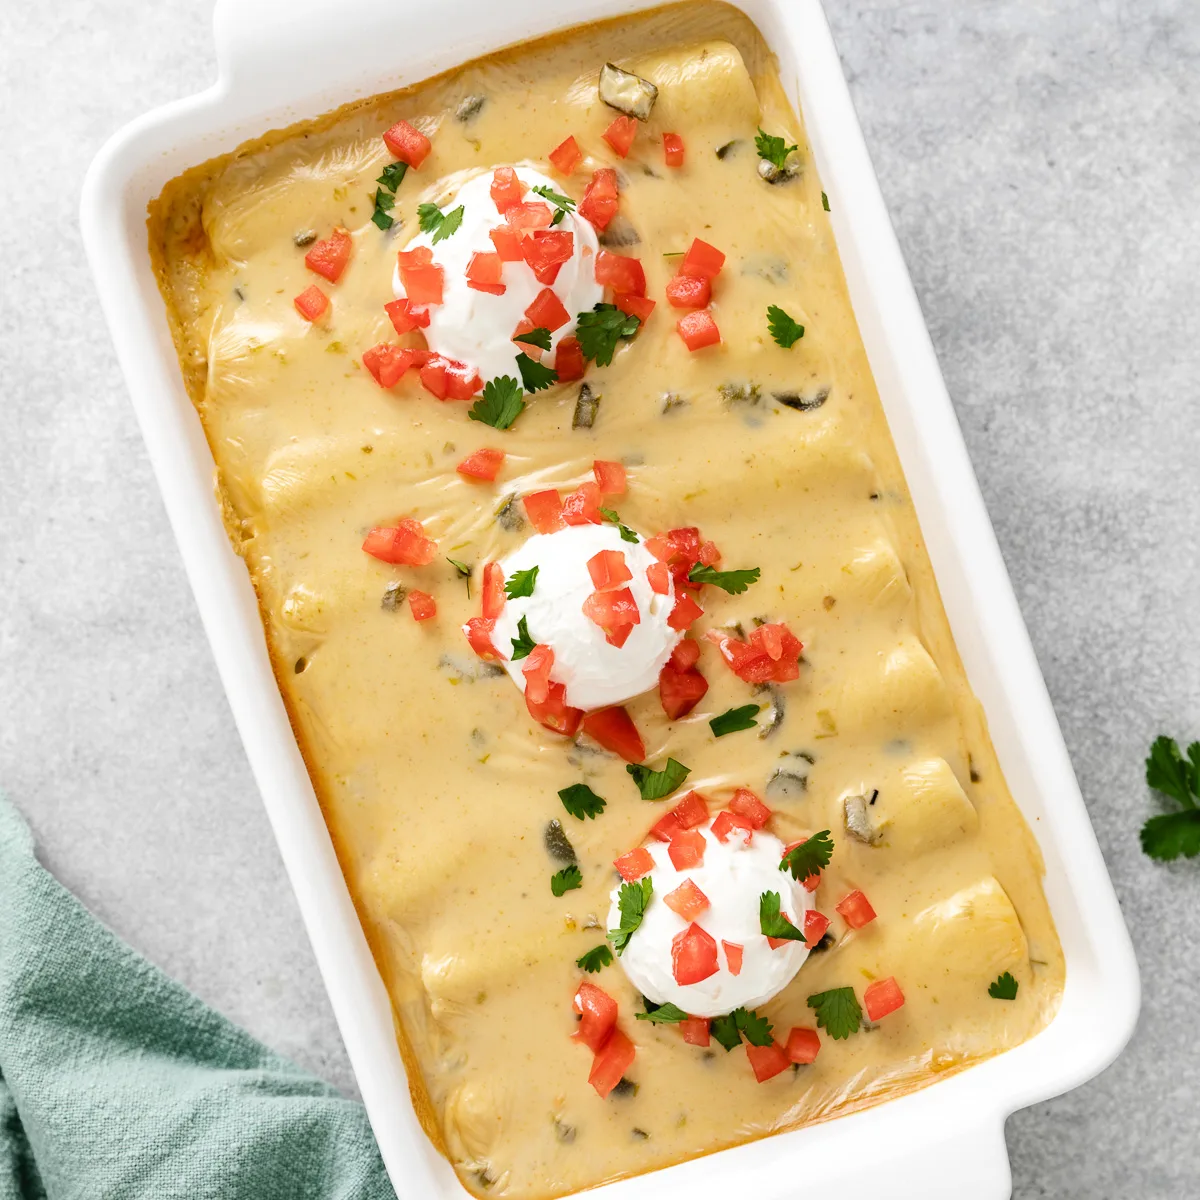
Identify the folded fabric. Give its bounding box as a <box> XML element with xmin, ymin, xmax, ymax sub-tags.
<box><xmin>0</xmin><ymin>794</ymin><xmax>397</xmax><ymax>1200</ymax></box>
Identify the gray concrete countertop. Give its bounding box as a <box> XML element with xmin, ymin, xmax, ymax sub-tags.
<box><xmin>1</xmin><ymin>2</ymin><xmax>1197</xmax><ymax>1195</ymax></box>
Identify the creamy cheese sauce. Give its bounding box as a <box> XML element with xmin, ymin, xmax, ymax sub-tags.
<box><xmin>149</xmin><ymin>4</ymin><xmax>1064</xmax><ymax>1196</ymax></box>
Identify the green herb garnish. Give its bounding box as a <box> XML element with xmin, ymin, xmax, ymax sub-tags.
<box><xmin>469</xmin><ymin>376</ymin><xmax>526</xmax><ymax>430</ymax></box>
<box><xmin>551</xmin><ymin>865</ymin><xmax>583</xmax><ymax>897</ymax></box>
<box><xmin>635</xmin><ymin>1002</ymin><xmax>689</xmax><ymax>1024</ymax></box>
<box><xmin>806</xmin><ymin>987</ymin><xmax>861</xmax><ymax>1040</ymax></box>
<box><xmin>766</xmin><ymin>304</ymin><xmax>805</xmax><ymax>349</ymax></box>
<box><xmin>608</xmin><ymin>877</ymin><xmax>653</xmax><ymax>955</ymax></box>
<box><xmin>509</xmin><ymin>614</ymin><xmax>536</xmax><ymax>661</ymax></box>
<box><xmin>1141</xmin><ymin>735</ymin><xmax>1200</xmax><ymax>860</ymax></box>
<box><xmin>371</xmin><ymin>188</ymin><xmax>396</xmax><ymax>231</ymax></box>
<box><xmin>531</xmin><ymin>184</ymin><xmax>576</xmax><ymax>221</ymax></box>
<box><xmin>558</xmin><ymin>782</ymin><xmax>607</xmax><ymax>820</ymax></box>
<box><xmin>377</xmin><ymin>161</ymin><xmax>409</xmax><ymax>192</ymax></box>
<box><xmin>821</xmin><ymin>190</ymin><xmax>830</xmax><ymax>211</ymax></box>
<box><xmin>575</xmin><ymin>304</ymin><xmax>641</xmax><ymax>367</ymax></box>
<box><xmin>576</xmin><ymin>944</ymin><xmax>613</xmax><ymax>973</ymax></box>
<box><xmin>759</xmin><ymin>891</ymin><xmax>806</xmax><ymax>943</ymax></box>
<box><xmin>504</xmin><ymin>565</ymin><xmax>539</xmax><ymax>599</ymax></box>
<box><xmin>710</xmin><ymin>1007</ymin><xmax>774</xmax><ymax>1051</ymax></box>
<box><xmin>417</xmin><ymin>201</ymin><xmax>465</xmax><ymax>244</ymax></box>
<box><xmin>710</xmin><ymin>705</ymin><xmax>759</xmax><ymax>737</ymax></box>
<box><xmin>779</xmin><ymin>830</ymin><xmax>834</xmax><ymax>881</ymax></box>
<box><xmin>446</xmin><ymin>557</ymin><xmax>472</xmax><ymax>596</ymax></box>
<box><xmin>626</xmin><ymin>758</ymin><xmax>690</xmax><ymax>801</ymax></box>
<box><xmin>599</xmin><ymin>508</ymin><xmax>639</xmax><ymax>543</ymax></box>
<box><xmin>710</xmin><ymin>1012</ymin><xmax>742</xmax><ymax>1051</ymax></box>
<box><xmin>687</xmin><ymin>564</ymin><xmax>761</xmax><ymax>594</ymax></box>
<box><xmin>513</xmin><ymin>326</ymin><xmax>553</xmax><ymax>352</ymax></box>
<box><xmin>516</xmin><ymin>351</ymin><xmax>558</xmax><ymax>393</ymax></box>
<box><xmin>755</xmin><ymin>128</ymin><xmax>798</xmax><ymax>172</ymax></box>
<box><xmin>988</xmin><ymin>971</ymin><xmax>1019</xmax><ymax>1000</ymax></box>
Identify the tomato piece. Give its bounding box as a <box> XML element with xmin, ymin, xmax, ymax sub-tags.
<box><xmin>579</xmin><ymin>168</ymin><xmax>619</xmax><ymax>231</ymax></box>
<box><xmin>522</xmin><ymin>643</ymin><xmax>555</xmax><ymax>705</ymax></box>
<box><xmin>382</xmin><ymin>120</ymin><xmax>431</xmax><ymax>168</ymax></box>
<box><xmin>680</xmin><ymin>237</ymin><xmax>726</xmax><ymax>280</ymax></box>
<box><xmin>667</xmin><ymin>592</ymin><xmax>704</xmax><ymax>631</ymax></box>
<box><xmin>457</xmin><ymin>448</ymin><xmax>505</xmax><ymax>483</ymax></box>
<box><xmin>669</xmin><ymin>639</ymin><xmax>701</xmax><ymax>671</ymax></box>
<box><xmin>408</xmin><ymin>589</ymin><xmax>436</xmax><ymax>621</ymax></box>
<box><xmin>785</xmin><ymin>1027</ymin><xmax>821</xmax><ymax>1065</ymax></box>
<box><xmin>802</xmin><ymin>910</ymin><xmax>830</xmax><ymax>949</ymax></box>
<box><xmin>463</xmin><ymin>616</ymin><xmax>501</xmax><ymax>661</ymax></box>
<box><xmin>293</xmin><ymin>285</ymin><xmax>329</xmax><ymax>322</ymax></box>
<box><xmin>665</xmin><ymin>273</ymin><xmax>711</xmax><ymax>310</ymax></box>
<box><xmin>489</xmin><ymin>226</ymin><xmax>524</xmax><ymax>262</ymax></box>
<box><xmin>671</xmin><ymin>923</ymin><xmax>719</xmax><ymax>986</ymax></box>
<box><xmin>679</xmin><ymin>1016</ymin><xmax>710</xmax><ymax>1046</ymax></box>
<box><xmin>582</xmin><ymin>706</ymin><xmax>645</xmax><ymax>763</ymax></box>
<box><xmin>657</xmin><ymin>663</ymin><xmax>708</xmax><ymax>720</ymax></box>
<box><xmin>614</xmin><ymin>293</ymin><xmax>656</xmax><ymax>322</ymax></box>
<box><xmin>729</xmin><ymin>788</ymin><xmax>772</xmax><ymax>829</ymax></box>
<box><xmin>420</xmin><ymin>356</ymin><xmax>482</xmax><ymax>401</ymax></box>
<box><xmin>521</xmin><ymin>229</ymin><xmax>575</xmax><ymax>286</ymax></box>
<box><xmin>614</xmin><ymin>846</ymin><xmax>655</xmax><ymax>881</ymax></box>
<box><xmin>384</xmin><ymin>297</ymin><xmax>431</xmax><ymax>335</ymax></box>
<box><xmin>523</xmin><ymin>489</ymin><xmax>566</xmax><ymax>534</ymax></box>
<box><xmin>708</xmin><ymin>624</ymin><xmax>804</xmax><ymax>684</ymax></box>
<box><xmin>361</xmin><ymin>343</ymin><xmax>425</xmax><ymax>388</ymax></box>
<box><xmin>549</xmin><ymin>134</ymin><xmax>583</xmax><ymax>174</ymax></box>
<box><xmin>505</xmin><ymin>201</ymin><xmax>554</xmax><ymax>233</ymax></box>
<box><xmin>590</xmin><ymin>460</ymin><xmax>626</xmax><ymax>496</ymax></box>
<box><xmin>677</xmin><ymin>309</ymin><xmax>721</xmax><ymax>351</ymax></box>
<box><xmin>748</xmin><ymin>623</ymin><xmax>804</xmax><ymax>680</ymax></box>
<box><xmin>555</xmin><ymin>336</ymin><xmax>585</xmax><ymax>382</ymax></box>
<box><xmin>650</xmin><ymin>813</ymin><xmax>683</xmax><ymax>844</ymax></box>
<box><xmin>664</xmin><ymin>878</ymin><xmax>710</xmax><ymax>920</ymax></box>
<box><xmin>509</xmin><ymin>319</ymin><xmax>545</xmax><ymax>360</ymax></box>
<box><xmin>573</xmin><ymin>981</ymin><xmax>618</xmax><ymax>1052</ymax></box>
<box><xmin>526</xmin><ymin>680</ymin><xmax>583</xmax><ymax>737</ymax></box>
<box><xmin>672</xmin><ymin>789</ymin><xmax>709</xmax><ymax>828</ymax></box>
<box><xmin>766</xmin><ymin>912</ymin><xmax>798</xmax><ymax>950</ymax></box>
<box><xmin>746</xmin><ymin>1041</ymin><xmax>791</xmax><ymax>1083</ymax></box>
<box><xmin>489</xmin><ymin>166</ymin><xmax>526</xmax><ymax>214</ymax></box>
<box><xmin>397</xmin><ymin>246</ymin><xmax>434</xmax><ymax>269</ymax></box>
<box><xmin>522</xmin><ymin>287</ymin><xmax>569</xmax><ymax>333</ymax></box>
<box><xmin>836</xmin><ymin>890</ymin><xmax>877</xmax><ymax>930</ymax></box>
<box><xmin>647</xmin><ymin>527</ymin><xmax>703</xmax><ymax>581</ymax></box>
<box><xmin>304</xmin><ymin>226</ymin><xmax>352</xmax><ymax>283</ymax></box>
<box><xmin>562</xmin><ymin>482</ymin><xmax>604</xmax><ymax>526</ymax></box>
<box><xmin>662</xmin><ymin>132</ymin><xmax>685</xmax><ymax>168</ymax></box>
<box><xmin>667</xmin><ymin>829</ymin><xmax>706</xmax><ymax>871</ymax></box>
<box><xmin>588</xmin><ymin>1029</ymin><xmax>636</xmax><ymax>1099</ymax></box>
<box><xmin>480</xmin><ymin>561</ymin><xmax>506</xmax><ymax>619</ymax></box>
<box><xmin>583</xmin><ymin>588</ymin><xmax>641</xmax><ymax>643</ymax></box>
<box><xmin>698</xmin><ymin>540</ymin><xmax>721</xmax><ymax>566</ymax></box>
<box><xmin>399</xmin><ymin>261</ymin><xmax>444</xmax><ymax>306</ymax></box>
<box><xmin>602</xmin><ymin>114</ymin><xmax>638</xmax><ymax>158</ymax></box>
<box><xmin>646</xmin><ymin>562</ymin><xmax>671</xmax><ymax>596</ymax></box>
<box><xmin>587</xmin><ymin>549</ymin><xmax>632</xmax><ymax>592</ymax></box>
<box><xmin>864</xmin><ymin>977</ymin><xmax>905</xmax><ymax>1022</ymax></box>
<box><xmin>595</xmin><ymin>251</ymin><xmax>646</xmax><ymax>296</ymax></box>
<box><xmin>361</xmin><ymin>518</ymin><xmax>437</xmax><ymax>566</ymax></box>
<box><xmin>722</xmin><ymin>941</ymin><xmax>744</xmax><ymax>976</ymax></box>
<box><xmin>710</xmin><ymin>809</ymin><xmax>754</xmax><ymax>846</ymax></box>
<box><xmin>466</xmin><ymin>251</ymin><xmax>506</xmax><ymax>295</ymax></box>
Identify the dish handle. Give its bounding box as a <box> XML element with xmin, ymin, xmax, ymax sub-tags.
<box><xmin>878</xmin><ymin>1117</ymin><xmax>1012</xmax><ymax>1199</ymax></box>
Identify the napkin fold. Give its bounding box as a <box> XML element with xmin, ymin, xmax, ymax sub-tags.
<box><xmin>0</xmin><ymin>795</ymin><xmax>397</xmax><ymax>1200</ymax></box>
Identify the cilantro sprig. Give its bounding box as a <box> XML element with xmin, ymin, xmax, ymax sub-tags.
<box><xmin>575</xmin><ymin>304</ymin><xmax>641</xmax><ymax>366</ymax></box>
<box><xmin>608</xmin><ymin>877</ymin><xmax>652</xmax><ymax>955</ymax></box>
<box><xmin>505</xmin><ymin>565</ymin><xmax>538</xmax><ymax>599</ymax></box>
<box><xmin>378</xmin><ymin>162</ymin><xmax>409</xmax><ymax>192</ymax></box>
<box><xmin>417</xmin><ymin>201</ymin><xmax>465</xmax><ymax>244</ymax></box>
<box><xmin>755</xmin><ymin>128</ymin><xmax>798</xmax><ymax>172</ymax></box>
<box><xmin>988</xmin><ymin>971</ymin><xmax>1019</xmax><ymax>1000</ymax></box>
<box><xmin>551</xmin><ymin>865</ymin><xmax>583</xmax><ymax>896</ymax></box>
<box><xmin>599</xmin><ymin>508</ymin><xmax>639</xmax><ymax>543</ymax></box>
<box><xmin>517</xmin><ymin>352</ymin><xmax>558</xmax><ymax>393</ymax></box>
<box><xmin>767</xmin><ymin>305</ymin><xmax>805</xmax><ymax>349</ymax></box>
<box><xmin>687</xmin><ymin>564</ymin><xmax>761</xmax><ymax>594</ymax></box>
<box><xmin>577</xmin><ymin>945</ymin><xmax>613</xmax><ymax>973</ymax></box>
<box><xmin>710</xmin><ymin>705</ymin><xmax>759</xmax><ymax>737</ymax></box>
<box><xmin>558</xmin><ymin>782</ymin><xmax>607</xmax><ymax>820</ymax></box>
<box><xmin>710</xmin><ymin>1006</ymin><xmax>774</xmax><ymax>1052</ymax></box>
<box><xmin>514</xmin><ymin>326</ymin><xmax>553</xmax><ymax>352</ymax></box>
<box><xmin>807</xmin><ymin>987</ymin><xmax>861</xmax><ymax>1040</ymax></box>
<box><xmin>469</xmin><ymin>376</ymin><xmax>526</xmax><ymax>430</ymax></box>
<box><xmin>510</xmin><ymin>615</ymin><xmax>536</xmax><ymax>661</ymax></box>
<box><xmin>759</xmin><ymin>891</ymin><xmax>806</xmax><ymax>942</ymax></box>
<box><xmin>636</xmin><ymin>1001</ymin><xmax>689</xmax><ymax>1024</ymax></box>
<box><xmin>531</xmin><ymin>184</ymin><xmax>576</xmax><ymax>225</ymax></box>
<box><xmin>1141</xmin><ymin>735</ymin><xmax>1200</xmax><ymax>860</ymax></box>
<box><xmin>626</xmin><ymin>758</ymin><xmax>690</xmax><ymax>801</ymax></box>
<box><xmin>779</xmin><ymin>830</ymin><xmax>834</xmax><ymax>881</ymax></box>
<box><xmin>371</xmin><ymin>161</ymin><xmax>409</xmax><ymax>230</ymax></box>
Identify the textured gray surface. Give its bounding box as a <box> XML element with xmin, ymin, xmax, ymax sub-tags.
<box><xmin>1</xmin><ymin>1</ymin><xmax>1197</xmax><ymax>1196</ymax></box>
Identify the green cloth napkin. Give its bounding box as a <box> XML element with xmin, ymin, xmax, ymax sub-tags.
<box><xmin>0</xmin><ymin>795</ymin><xmax>398</xmax><ymax>1200</ymax></box>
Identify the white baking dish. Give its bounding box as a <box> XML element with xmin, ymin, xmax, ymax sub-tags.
<box><xmin>80</xmin><ymin>0</ymin><xmax>1140</xmax><ymax>1195</ymax></box>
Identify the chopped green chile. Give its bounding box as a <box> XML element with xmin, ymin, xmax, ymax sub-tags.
<box><xmin>755</xmin><ymin>683</ymin><xmax>785</xmax><ymax>738</ymax></box>
<box><xmin>293</xmin><ymin>229</ymin><xmax>318</xmax><ymax>246</ymax></box>
<box><xmin>495</xmin><ymin>494</ymin><xmax>526</xmax><ymax>532</ymax></box>
<box><xmin>715</xmin><ymin>140</ymin><xmax>740</xmax><ymax>160</ymax></box>
<box><xmin>455</xmin><ymin>94</ymin><xmax>486</xmax><ymax>122</ymax></box>
<box><xmin>544</xmin><ymin>819</ymin><xmax>578</xmax><ymax>864</ymax></box>
<box><xmin>598</xmin><ymin>62</ymin><xmax>659</xmax><ymax>120</ymax></box>
<box><xmin>381</xmin><ymin>581</ymin><xmax>408</xmax><ymax>610</ymax></box>
<box><xmin>774</xmin><ymin>387</ymin><xmax>830</xmax><ymax>412</ymax></box>
<box><xmin>573</xmin><ymin>383</ymin><xmax>601</xmax><ymax>430</ymax></box>
<box><xmin>718</xmin><ymin>381</ymin><xmax>761</xmax><ymax>407</ymax></box>
<box><xmin>597</xmin><ymin>214</ymin><xmax>641</xmax><ymax>248</ymax></box>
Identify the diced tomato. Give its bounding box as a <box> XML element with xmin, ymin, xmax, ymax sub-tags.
<box><xmin>466</xmin><ymin>251</ymin><xmax>506</xmax><ymax>295</ymax></box>
<box><xmin>680</xmin><ymin>237</ymin><xmax>726</xmax><ymax>280</ymax></box>
<box><xmin>746</xmin><ymin>1041</ymin><xmax>790</xmax><ymax>1083</ymax></box>
<box><xmin>667</xmin><ymin>829</ymin><xmax>706</xmax><ymax>871</ymax></box>
<box><xmin>614</xmin><ymin>293</ymin><xmax>656</xmax><ymax>322</ymax></box>
<box><xmin>510</xmin><ymin>319</ymin><xmax>544</xmax><ymax>360</ymax></box>
<box><xmin>669</xmin><ymin>639</ymin><xmax>701</xmax><ymax>671</ymax></box>
<box><xmin>722</xmin><ymin>941</ymin><xmax>744</xmax><ymax>976</ymax></box>
<box><xmin>803</xmin><ymin>910</ymin><xmax>830</xmax><ymax>949</ymax></box>
<box><xmin>522</xmin><ymin>643</ymin><xmax>555</xmax><ymax>705</ymax></box>
<box><xmin>419</xmin><ymin>356</ymin><xmax>482</xmax><ymax>401</ymax></box>
<box><xmin>583</xmin><ymin>587</ymin><xmax>641</xmax><ymax>645</ymax></box>
<box><xmin>671</xmin><ymin>923</ymin><xmax>719</xmax><ymax>986</ymax></box>
<box><xmin>595</xmin><ymin>251</ymin><xmax>646</xmax><ymax>296</ymax></box>
<box><xmin>646</xmin><ymin>562</ymin><xmax>671</xmax><ymax>596</ymax></box>
<box><xmin>785</xmin><ymin>1026</ymin><xmax>821</xmax><ymax>1065</ymax></box>
<box><xmin>523</xmin><ymin>489</ymin><xmax>565</xmax><ymax>533</ymax></box>
<box><xmin>490</xmin><ymin>225</ymin><xmax>524</xmax><ymax>261</ymax></box>
<box><xmin>592</xmin><ymin>459</ymin><xmax>626</xmax><ymax>496</ymax></box>
<box><xmin>361</xmin><ymin>517</ymin><xmax>437</xmax><ymax>566</ymax></box>
<box><xmin>293</xmin><ymin>285</ymin><xmax>329</xmax><ymax>321</ymax></box>
<box><xmin>766</xmin><ymin>912</ymin><xmax>798</xmax><ymax>950</ymax></box>
<box><xmin>662</xmin><ymin>132</ymin><xmax>685</xmax><ymax>168</ymax></box>
<box><xmin>397</xmin><ymin>245</ymin><xmax>434</xmax><ymax>269</ymax></box>
<box><xmin>384</xmin><ymin>297</ymin><xmax>431</xmax><ymax>334</ymax></box>
<box><xmin>573</xmin><ymin>981</ymin><xmax>618</xmax><ymax>1052</ymax></box>
<box><xmin>665</xmin><ymin>273</ymin><xmax>711</xmax><ymax>310</ymax></box>
<box><xmin>587</xmin><ymin>549</ymin><xmax>632</xmax><ymax>592</ymax></box>
<box><xmin>667</xmin><ymin>592</ymin><xmax>704</xmax><ymax>631</ymax></box>
<box><xmin>457</xmin><ymin>448</ymin><xmax>505</xmax><ymax>483</ymax></box>
<box><xmin>602</xmin><ymin>114</ymin><xmax>639</xmax><ymax>158</ymax></box>
<box><xmin>304</xmin><ymin>226</ymin><xmax>352</xmax><ymax>283</ymax></box>
<box><xmin>864</xmin><ymin>977</ymin><xmax>905</xmax><ymax>1022</ymax></box>
<box><xmin>657</xmin><ymin>662</ymin><xmax>708</xmax><ymax>720</ymax></box>
<box><xmin>490</xmin><ymin>166</ymin><xmax>526</xmax><ymax>214</ymax></box>
<box><xmin>555</xmin><ymin>336</ymin><xmax>585</xmax><ymax>382</ymax></box>
<box><xmin>645</xmin><ymin>526</ymin><xmax>703</xmax><ymax>586</ymax></box>
<box><xmin>679</xmin><ymin>1016</ymin><xmax>710</xmax><ymax>1046</ymax></box>
<box><xmin>698</xmin><ymin>540</ymin><xmax>721</xmax><ymax>566</ymax></box>
<box><xmin>588</xmin><ymin>1029</ymin><xmax>636</xmax><ymax>1099</ymax></box>
<box><xmin>549</xmin><ymin>134</ymin><xmax>583</xmax><ymax>174</ymax></box>
<box><xmin>526</xmin><ymin>680</ymin><xmax>583</xmax><ymax>737</ymax></box>
<box><xmin>408</xmin><ymin>589</ymin><xmax>436</xmax><ymax>621</ymax></box>
<box><xmin>672</xmin><ymin>790</ymin><xmax>708</xmax><ymax>829</ymax></box>
<box><xmin>729</xmin><ymin>788</ymin><xmax>772</xmax><ymax>829</ymax></box>
<box><xmin>525</xmin><ymin>287</ymin><xmax>571</xmax><ymax>332</ymax></box>
<box><xmin>614</xmin><ymin>846</ymin><xmax>654</xmax><ymax>881</ymax></box>
<box><xmin>710</xmin><ymin>809</ymin><xmax>754</xmax><ymax>846</ymax></box>
<box><xmin>581</xmin><ymin>706</ymin><xmax>645</xmax><ymax>763</ymax></box>
<box><xmin>481</xmin><ymin>561</ymin><xmax>505</xmax><ymax>619</ymax></box>
<box><xmin>399</xmin><ymin>260</ymin><xmax>444</xmax><ymax>306</ymax></box>
<box><xmin>505</xmin><ymin>201</ymin><xmax>554</xmax><ymax>233</ymax></box>
<box><xmin>836</xmin><ymin>890</ymin><xmax>877</xmax><ymax>930</ymax></box>
<box><xmin>562</xmin><ymin>482</ymin><xmax>603</xmax><ymax>526</ymax></box>
<box><xmin>677</xmin><ymin>309</ymin><xmax>721</xmax><ymax>351</ymax></box>
<box><xmin>522</xmin><ymin>229</ymin><xmax>575</xmax><ymax>285</ymax></box>
<box><xmin>362</xmin><ymin>343</ymin><xmax>424</xmax><ymax>388</ymax></box>
<box><xmin>650</xmin><ymin>812</ymin><xmax>684</xmax><ymax>843</ymax></box>
<box><xmin>707</xmin><ymin>623</ymin><xmax>804</xmax><ymax>685</ymax></box>
<box><xmin>463</xmin><ymin>616</ymin><xmax>501</xmax><ymax>661</ymax></box>
<box><xmin>579</xmin><ymin>168</ymin><xmax>619</xmax><ymax>231</ymax></box>
<box><xmin>664</xmin><ymin>878</ymin><xmax>710</xmax><ymax>920</ymax></box>
<box><xmin>382</xmin><ymin>120</ymin><xmax>431</xmax><ymax>168</ymax></box>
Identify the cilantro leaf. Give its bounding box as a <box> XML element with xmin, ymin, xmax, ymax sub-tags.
<box><xmin>469</xmin><ymin>376</ymin><xmax>526</xmax><ymax>430</ymax></box>
<box><xmin>779</xmin><ymin>830</ymin><xmax>834</xmax><ymax>881</ymax></box>
<box><xmin>510</xmin><ymin>614</ymin><xmax>536</xmax><ymax>661</ymax></box>
<box><xmin>807</xmin><ymin>987</ymin><xmax>861</xmax><ymax>1040</ymax></box>
<box><xmin>759</xmin><ymin>891</ymin><xmax>806</xmax><ymax>943</ymax></box>
<box><xmin>551</xmin><ymin>865</ymin><xmax>583</xmax><ymax>896</ymax></box>
<box><xmin>636</xmin><ymin>1001</ymin><xmax>688</xmax><ymax>1024</ymax></box>
<box><xmin>371</xmin><ymin>188</ymin><xmax>396</xmax><ymax>230</ymax></box>
<box><xmin>446</xmin><ymin>557</ymin><xmax>472</xmax><ymax>596</ymax></box>
<box><xmin>513</xmin><ymin>326</ymin><xmax>553</xmax><ymax>352</ymax></box>
<box><xmin>608</xmin><ymin>877</ymin><xmax>653</xmax><ymax>955</ymax></box>
<box><xmin>755</xmin><ymin>128</ymin><xmax>798</xmax><ymax>172</ymax></box>
<box><xmin>988</xmin><ymin>971</ymin><xmax>1019</xmax><ymax>1000</ymax></box>
<box><xmin>377</xmin><ymin>161</ymin><xmax>408</xmax><ymax>192</ymax></box>
<box><xmin>1140</xmin><ymin>735</ymin><xmax>1200</xmax><ymax>860</ymax></box>
<box><xmin>558</xmin><ymin>782</ymin><xmax>607</xmax><ymax>820</ymax></box>
<box><xmin>735</xmin><ymin>1006</ymin><xmax>774</xmax><ymax>1047</ymax></box>
<box><xmin>599</xmin><ymin>508</ymin><xmax>639</xmax><ymax>543</ymax></box>
<box><xmin>531</xmin><ymin>184</ymin><xmax>576</xmax><ymax>216</ymax></box>
<box><xmin>576</xmin><ymin>944</ymin><xmax>613</xmax><ymax>972</ymax></box>
<box><xmin>766</xmin><ymin>304</ymin><xmax>805</xmax><ymax>349</ymax></box>
<box><xmin>710</xmin><ymin>1012</ymin><xmax>742</xmax><ymax>1051</ymax></box>
<box><xmin>626</xmin><ymin>758</ymin><xmax>690</xmax><ymax>801</ymax></box>
<box><xmin>710</xmin><ymin>705</ymin><xmax>760</xmax><ymax>738</ymax></box>
<box><xmin>505</xmin><ymin>565</ymin><xmax>539</xmax><ymax>599</ymax></box>
<box><xmin>687</xmin><ymin>564</ymin><xmax>761</xmax><ymax>594</ymax></box>
<box><xmin>1140</xmin><ymin>810</ymin><xmax>1200</xmax><ymax>861</ymax></box>
<box><xmin>821</xmin><ymin>190</ymin><xmax>830</xmax><ymax>212</ymax></box>
<box><xmin>575</xmin><ymin>304</ymin><xmax>641</xmax><ymax>367</ymax></box>
<box><xmin>517</xmin><ymin>351</ymin><xmax>559</xmax><ymax>393</ymax></box>
<box><xmin>417</xmin><ymin>202</ymin><xmax>465</xmax><ymax>243</ymax></box>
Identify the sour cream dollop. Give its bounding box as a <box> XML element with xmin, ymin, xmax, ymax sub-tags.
<box><xmin>392</xmin><ymin>166</ymin><xmax>603</xmax><ymax>381</ymax></box>
<box><xmin>609</xmin><ymin>820</ymin><xmax>812</xmax><ymax>1018</ymax></box>
<box><xmin>490</xmin><ymin>524</ymin><xmax>680</xmax><ymax>711</ymax></box>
